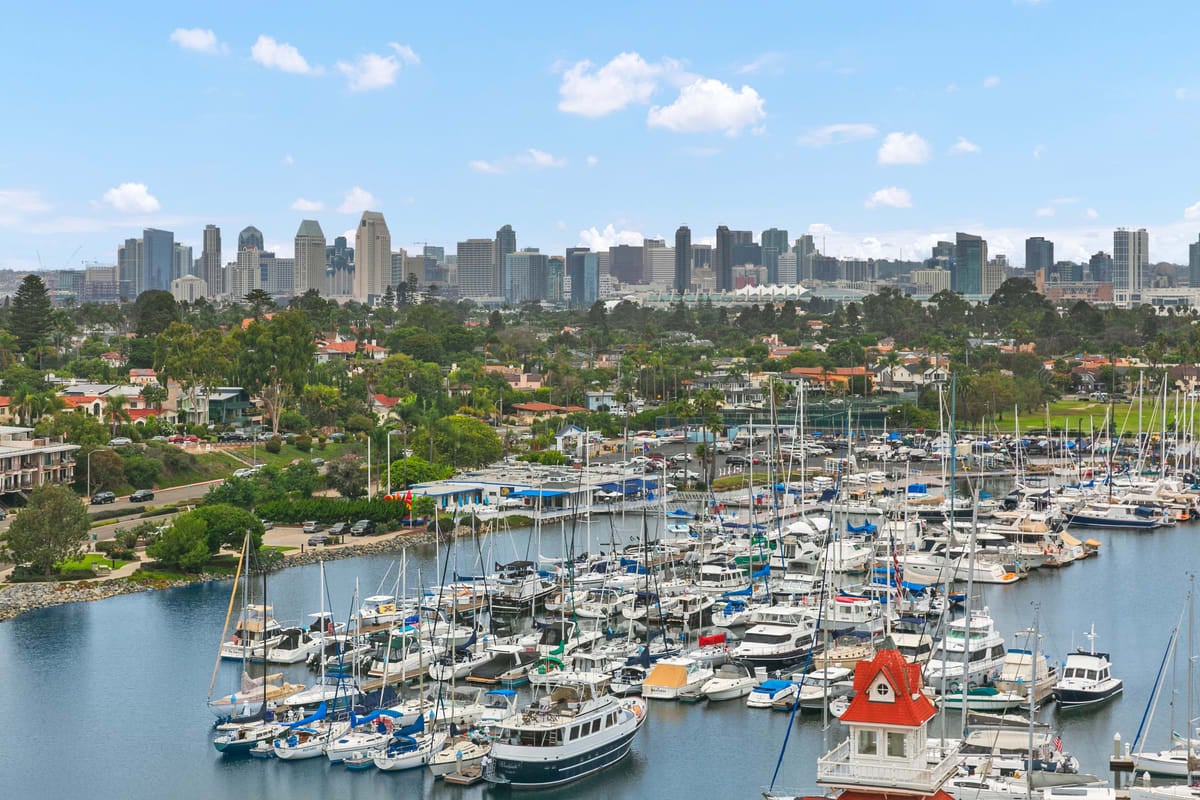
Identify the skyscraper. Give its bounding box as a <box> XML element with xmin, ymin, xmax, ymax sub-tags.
<box><xmin>353</xmin><ymin>211</ymin><xmax>391</xmax><ymax>302</ymax></box>
<box><xmin>952</xmin><ymin>232</ymin><xmax>986</xmax><ymax>296</ymax></box>
<box><xmin>793</xmin><ymin>235</ymin><xmax>816</xmax><ymax>283</ymax></box>
<box><xmin>565</xmin><ymin>248</ymin><xmax>588</xmax><ymax>306</ymax></box>
<box><xmin>674</xmin><ymin>225</ymin><xmax>692</xmax><ymax>293</ymax></box>
<box><xmin>546</xmin><ymin>256</ymin><xmax>564</xmax><ymax>303</ymax></box>
<box><xmin>228</xmin><ymin>246</ymin><xmax>261</xmax><ymax>300</ymax></box>
<box><xmin>494</xmin><ymin>225</ymin><xmax>516</xmax><ymax>296</ymax></box>
<box><xmin>1025</xmin><ymin>236</ymin><xmax>1054</xmax><ymax>273</ymax></box>
<box><xmin>173</xmin><ymin>243</ymin><xmax>193</xmax><ymax>281</ymax></box>
<box><xmin>1088</xmin><ymin>251</ymin><xmax>1113</xmax><ymax>283</ymax></box>
<box><xmin>238</xmin><ymin>226</ymin><xmax>264</xmax><ymax>253</ymax></box>
<box><xmin>580</xmin><ymin>252</ymin><xmax>600</xmax><ymax>307</ymax></box>
<box><xmin>142</xmin><ymin>228</ymin><xmax>174</xmax><ymax>294</ymax></box>
<box><xmin>117</xmin><ymin>237</ymin><xmax>141</xmax><ymax>299</ymax></box>
<box><xmin>714</xmin><ymin>226</ymin><xmax>733</xmax><ymax>291</ymax></box>
<box><xmin>731</xmin><ymin>230</ymin><xmax>753</xmax><ymax>246</ymax></box>
<box><xmin>327</xmin><ymin>236</ymin><xmax>354</xmax><ymax>296</ymax></box>
<box><xmin>505</xmin><ymin>248</ymin><xmax>547</xmax><ymax>304</ymax></box>
<box><xmin>456</xmin><ymin>238</ymin><xmax>497</xmax><ymax>298</ymax></box>
<box><xmin>643</xmin><ymin>241</ymin><xmax>674</xmax><ymax>285</ymax></box>
<box><xmin>1113</xmin><ymin>227</ymin><xmax>1148</xmax><ymax>303</ymax></box>
<box><xmin>761</xmin><ymin>228</ymin><xmax>789</xmax><ymax>284</ymax></box>
<box><xmin>201</xmin><ymin>224</ymin><xmax>222</xmax><ymax>297</ymax></box>
<box><xmin>609</xmin><ymin>244</ymin><xmax>644</xmax><ymax>284</ymax></box>
<box><xmin>1190</xmin><ymin>236</ymin><xmax>1200</xmax><ymax>288</ymax></box>
<box><xmin>294</xmin><ymin>220</ymin><xmax>326</xmax><ymax>296</ymax></box>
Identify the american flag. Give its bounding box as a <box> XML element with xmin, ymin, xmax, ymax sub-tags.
<box><xmin>1053</xmin><ymin>735</ymin><xmax>1063</xmax><ymax>753</ymax></box>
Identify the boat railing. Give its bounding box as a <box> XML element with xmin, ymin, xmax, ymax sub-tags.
<box><xmin>816</xmin><ymin>738</ymin><xmax>959</xmax><ymax>792</ymax></box>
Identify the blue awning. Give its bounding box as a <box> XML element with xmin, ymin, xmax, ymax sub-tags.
<box><xmin>507</xmin><ymin>489</ymin><xmax>569</xmax><ymax>498</ymax></box>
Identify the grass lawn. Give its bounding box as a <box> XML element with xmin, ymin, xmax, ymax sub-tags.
<box><xmin>224</xmin><ymin>441</ymin><xmax>357</xmax><ymax>469</ymax></box>
<box><xmin>58</xmin><ymin>553</ymin><xmax>132</xmax><ymax>571</ymax></box>
<box><xmin>975</xmin><ymin>396</ymin><xmax>1200</xmax><ymax>436</ymax></box>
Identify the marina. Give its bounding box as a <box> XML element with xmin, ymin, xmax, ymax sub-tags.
<box><xmin>2</xmin><ymin>502</ymin><xmax>1200</xmax><ymax>799</ymax></box>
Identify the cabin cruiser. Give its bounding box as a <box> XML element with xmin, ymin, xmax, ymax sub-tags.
<box><xmin>923</xmin><ymin>608</ymin><xmax>1007</xmax><ymax>693</ymax></box>
<box><xmin>219</xmin><ymin>605</ymin><xmax>286</xmax><ymax>661</ymax></box>
<box><xmin>1052</xmin><ymin>625</ymin><xmax>1122</xmax><ymax>707</ymax></box>
<box><xmin>641</xmin><ymin>656</ymin><xmax>714</xmax><ymax>700</ymax></box>
<box><xmin>728</xmin><ymin>605</ymin><xmax>818</xmax><ymax>669</ymax></box>
<box><xmin>702</xmin><ymin>662</ymin><xmax>762</xmax><ymax>701</ymax></box>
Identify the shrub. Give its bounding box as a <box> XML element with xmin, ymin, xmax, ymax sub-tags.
<box><xmin>265</xmin><ymin>436</ymin><xmax>282</xmax><ymax>454</ymax></box>
<box><xmin>115</xmin><ymin>530</ymin><xmax>139</xmax><ymax>550</ymax></box>
<box><xmin>58</xmin><ymin>568</ymin><xmax>97</xmax><ymax>581</ymax></box>
<box><xmin>90</xmin><ymin>505</ymin><xmax>146</xmax><ymax>522</ymax></box>
<box><xmin>294</xmin><ymin>434</ymin><xmax>312</xmax><ymax>453</ymax></box>
<box><xmin>138</xmin><ymin>507</ymin><xmax>176</xmax><ymax>519</ymax></box>
<box><xmin>255</xmin><ymin>496</ymin><xmax>415</xmax><ymax>526</ymax></box>
<box><xmin>278</xmin><ymin>410</ymin><xmax>310</xmax><ymax>433</ymax></box>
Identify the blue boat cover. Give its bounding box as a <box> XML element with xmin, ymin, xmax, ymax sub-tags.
<box><xmin>288</xmin><ymin>701</ymin><xmax>327</xmax><ymax>729</ymax></box>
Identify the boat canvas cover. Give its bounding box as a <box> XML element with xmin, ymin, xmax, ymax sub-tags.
<box><xmin>644</xmin><ymin>663</ymin><xmax>690</xmax><ymax>689</ymax></box>
<box><xmin>698</xmin><ymin>633</ymin><xmax>727</xmax><ymax>647</ymax></box>
<box><xmin>287</xmin><ymin>701</ymin><xmax>327</xmax><ymax>729</ymax></box>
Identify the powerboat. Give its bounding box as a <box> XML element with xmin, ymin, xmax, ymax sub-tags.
<box><xmin>1052</xmin><ymin>624</ymin><xmax>1122</xmax><ymax>707</ymax></box>
<box><xmin>924</xmin><ymin>608</ymin><xmax>1007</xmax><ymax>693</ymax></box>
<box><xmin>746</xmin><ymin>679</ymin><xmax>797</xmax><ymax>709</ymax></box>
<box><xmin>702</xmin><ymin>662</ymin><xmax>762</xmax><ymax>702</ymax></box>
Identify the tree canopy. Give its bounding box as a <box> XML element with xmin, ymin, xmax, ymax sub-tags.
<box><xmin>4</xmin><ymin>484</ymin><xmax>90</xmax><ymax>575</ymax></box>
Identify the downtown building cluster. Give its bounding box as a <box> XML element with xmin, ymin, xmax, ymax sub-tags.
<box><xmin>24</xmin><ymin>214</ymin><xmax>1200</xmax><ymax>311</ymax></box>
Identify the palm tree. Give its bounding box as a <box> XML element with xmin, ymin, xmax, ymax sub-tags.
<box><xmin>104</xmin><ymin>393</ymin><xmax>132</xmax><ymax>436</ymax></box>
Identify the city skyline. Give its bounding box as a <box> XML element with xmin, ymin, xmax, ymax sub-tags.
<box><xmin>5</xmin><ymin>2</ymin><xmax>1200</xmax><ymax>271</ymax></box>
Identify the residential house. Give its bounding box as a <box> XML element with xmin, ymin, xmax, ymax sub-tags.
<box><xmin>0</xmin><ymin>426</ymin><xmax>78</xmax><ymax>495</ymax></box>
<box><xmin>128</xmin><ymin>368</ymin><xmax>158</xmax><ymax>387</ymax></box>
<box><xmin>100</xmin><ymin>351</ymin><xmax>125</xmax><ymax>369</ymax></box>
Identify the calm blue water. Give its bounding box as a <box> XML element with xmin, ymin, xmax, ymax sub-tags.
<box><xmin>0</xmin><ymin>515</ymin><xmax>1194</xmax><ymax>800</ymax></box>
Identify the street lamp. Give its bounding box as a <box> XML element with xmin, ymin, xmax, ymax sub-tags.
<box><xmin>385</xmin><ymin>426</ymin><xmax>408</xmax><ymax>497</ymax></box>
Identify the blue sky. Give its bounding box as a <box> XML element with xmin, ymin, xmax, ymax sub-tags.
<box><xmin>3</xmin><ymin>0</ymin><xmax>1200</xmax><ymax>271</ymax></box>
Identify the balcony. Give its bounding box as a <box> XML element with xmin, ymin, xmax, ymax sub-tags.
<box><xmin>816</xmin><ymin>738</ymin><xmax>959</xmax><ymax>795</ymax></box>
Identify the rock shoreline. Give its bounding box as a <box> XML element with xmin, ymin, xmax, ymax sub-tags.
<box><xmin>0</xmin><ymin>525</ymin><xmax>468</xmax><ymax>624</ymax></box>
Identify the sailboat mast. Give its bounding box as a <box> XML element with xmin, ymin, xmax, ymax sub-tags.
<box><xmin>207</xmin><ymin>534</ymin><xmax>248</xmax><ymax>700</ymax></box>
<box><xmin>1026</xmin><ymin>607</ymin><xmax>1039</xmax><ymax>800</ymax></box>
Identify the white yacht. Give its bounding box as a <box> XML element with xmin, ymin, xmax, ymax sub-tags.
<box><xmin>1052</xmin><ymin>624</ymin><xmax>1122</xmax><ymax>707</ymax></box>
<box><xmin>923</xmin><ymin>608</ymin><xmax>1007</xmax><ymax>693</ymax></box>
<box><xmin>728</xmin><ymin>605</ymin><xmax>818</xmax><ymax>669</ymax></box>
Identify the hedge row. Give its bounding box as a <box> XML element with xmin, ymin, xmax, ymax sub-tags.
<box><xmin>256</xmin><ymin>497</ymin><xmax>416</xmax><ymax>526</ymax></box>
<box><xmin>89</xmin><ymin>505</ymin><xmax>146</xmax><ymax>522</ymax></box>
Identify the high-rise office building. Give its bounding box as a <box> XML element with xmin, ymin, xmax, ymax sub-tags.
<box><xmin>731</xmin><ymin>230</ymin><xmax>753</xmax><ymax>246</ymax></box>
<box><xmin>494</xmin><ymin>225</ymin><xmax>516</xmax><ymax>296</ymax></box>
<box><xmin>142</xmin><ymin>228</ymin><xmax>174</xmax><ymax>294</ymax></box>
<box><xmin>353</xmin><ymin>211</ymin><xmax>391</xmax><ymax>303</ymax></box>
<box><xmin>952</xmin><ymin>232</ymin><xmax>987</xmax><ymax>296</ymax></box>
<box><xmin>117</xmin><ymin>237</ymin><xmax>142</xmax><ymax>299</ymax></box>
<box><xmin>294</xmin><ymin>219</ymin><xmax>326</xmax><ymax>296</ymax></box>
<box><xmin>732</xmin><ymin>242</ymin><xmax>761</xmax><ymax>268</ymax></box>
<box><xmin>1025</xmin><ymin>236</ymin><xmax>1054</xmax><ymax>273</ymax></box>
<box><xmin>691</xmin><ymin>244</ymin><xmax>712</xmax><ymax>272</ymax></box>
<box><xmin>201</xmin><ymin>224</ymin><xmax>222</xmax><ymax>297</ymax></box>
<box><xmin>505</xmin><ymin>248</ymin><xmax>548</xmax><ymax>304</ymax></box>
<box><xmin>238</xmin><ymin>226</ymin><xmax>264</xmax><ymax>253</ymax></box>
<box><xmin>643</xmin><ymin>241</ymin><xmax>674</xmax><ymax>286</ymax></box>
<box><xmin>227</xmin><ymin>246</ymin><xmax>261</xmax><ymax>299</ymax></box>
<box><xmin>982</xmin><ymin>256</ymin><xmax>1007</xmax><ymax>297</ymax></box>
<box><xmin>565</xmin><ymin>248</ymin><xmax>588</xmax><ymax>305</ymax></box>
<box><xmin>422</xmin><ymin>245</ymin><xmax>445</xmax><ymax>282</ymax></box>
<box><xmin>609</xmin><ymin>244</ymin><xmax>644</xmax><ymax>284</ymax></box>
<box><xmin>761</xmin><ymin>228</ymin><xmax>789</xmax><ymax>284</ymax></box>
<box><xmin>173</xmin><ymin>243</ymin><xmax>193</xmax><ymax>281</ymax></box>
<box><xmin>714</xmin><ymin>226</ymin><xmax>733</xmax><ymax>291</ymax></box>
<box><xmin>580</xmin><ymin>253</ymin><xmax>600</xmax><ymax>307</ymax></box>
<box><xmin>1088</xmin><ymin>251</ymin><xmax>1113</xmax><ymax>283</ymax></box>
<box><xmin>1190</xmin><ymin>236</ymin><xmax>1200</xmax><ymax>288</ymax></box>
<box><xmin>1113</xmin><ymin>227</ymin><xmax>1149</xmax><ymax>303</ymax></box>
<box><xmin>546</xmin><ymin>256</ymin><xmax>564</xmax><ymax>303</ymax></box>
<box><xmin>326</xmin><ymin>236</ymin><xmax>353</xmax><ymax>296</ymax></box>
<box><xmin>674</xmin><ymin>226</ymin><xmax>692</xmax><ymax>293</ymax></box>
<box><xmin>793</xmin><ymin>235</ymin><xmax>816</xmax><ymax>283</ymax></box>
<box><xmin>456</xmin><ymin>238</ymin><xmax>497</xmax><ymax>298</ymax></box>
<box><xmin>261</xmin><ymin>254</ymin><xmax>294</xmax><ymax>295</ymax></box>
<box><xmin>777</xmin><ymin>252</ymin><xmax>797</xmax><ymax>285</ymax></box>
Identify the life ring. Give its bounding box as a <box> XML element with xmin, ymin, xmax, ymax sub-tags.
<box><xmin>631</xmin><ymin>703</ymin><xmax>643</xmax><ymax>719</ymax></box>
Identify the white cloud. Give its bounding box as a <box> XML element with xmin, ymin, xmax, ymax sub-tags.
<box><xmin>797</xmin><ymin>123</ymin><xmax>877</xmax><ymax>147</ymax></box>
<box><xmin>877</xmin><ymin>132</ymin><xmax>931</xmax><ymax>165</ymax></box>
<box><xmin>808</xmin><ymin>223</ymin><xmax>836</xmax><ymax>236</ymax></box>
<box><xmin>101</xmin><ymin>183</ymin><xmax>160</xmax><ymax>213</ymax></box>
<box><xmin>557</xmin><ymin>52</ymin><xmax>665</xmax><ymax>117</ymax></box>
<box><xmin>1185</xmin><ymin>202</ymin><xmax>1200</xmax><ymax>220</ymax></box>
<box><xmin>251</xmin><ymin>35</ymin><xmax>318</xmax><ymax>75</ymax></box>
<box><xmin>586</xmin><ymin>155</ymin><xmax>598</xmax><ymax>167</ymax></box>
<box><xmin>1036</xmin><ymin>207</ymin><xmax>1056</xmax><ymax>217</ymax></box>
<box><xmin>647</xmin><ymin>78</ymin><xmax>765</xmax><ymax>135</ymax></box>
<box><xmin>1086</xmin><ymin>208</ymin><xmax>1099</xmax><ymax>219</ymax></box>
<box><xmin>983</xmin><ymin>75</ymin><xmax>1001</xmax><ymax>88</ymax></box>
<box><xmin>736</xmin><ymin>52</ymin><xmax>785</xmax><ymax>75</ymax></box>
<box><xmin>1033</xmin><ymin>144</ymin><xmax>1046</xmax><ymax>158</ymax></box>
<box><xmin>336</xmin><ymin>43</ymin><xmax>418</xmax><ymax>92</ymax></box>
<box><xmin>291</xmin><ymin>197</ymin><xmax>323</xmax><ymax>212</ymax></box>
<box><xmin>169</xmin><ymin>28</ymin><xmax>226</xmax><ymax>55</ymax></box>
<box><xmin>578</xmin><ymin>224</ymin><xmax>644</xmax><ymax>251</ymax></box>
<box><xmin>470</xmin><ymin>149</ymin><xmax>567</xmax><ymax>175</ymax></box>
<box><xmin>865</xmin><ymin>187</ymin><xmax>912</xmax><ymax>209</ymax></box>
<box><xmin>337</xmin><ymin>186</ymin><xmax>377</xmax><ymax>214</ymax></box>
<box><xmin>950</xmin><ymin>136</ymin><xmax>980</xmax><ymax>154</ymax></box>
<box><xmin>282</xmin><ymin>154</ymin><xmax>295</xmax><ymax>166</ymax></box>
<box><xmin>0</xmin><ymin>189</ymin><xmax>51</xmax><ymax>216</ymax></box>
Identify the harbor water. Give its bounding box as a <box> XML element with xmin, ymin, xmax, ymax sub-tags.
<box><xmin>0</xmin><ymin>513</ymin><xmax>1194</xmax><ymax>799</ymax></box>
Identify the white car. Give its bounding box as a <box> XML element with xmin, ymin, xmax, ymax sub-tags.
<box><xmin>629</xmin><ymin>456</ymin><xmax>651</xmax><ymax>465</ymax></box>
<box><xmin>713</xmin><ymin>440</ymin><xmax>733</xmax><ymax>453</ymax></box>
<box><xmin>233</xmin><ymin>468</ymin><xmax>253</xmax><ymax>478</ymax></box>
<box><xmin>108</xmin><ymin>437</ymin><xmax>133</xmax><ymax>446</ymax></box>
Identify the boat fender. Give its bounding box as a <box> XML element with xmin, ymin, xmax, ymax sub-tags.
<box><xmin>631</xmin><ymin>703</ymin><xmax>643</xmax><ymax>719</ymax></box>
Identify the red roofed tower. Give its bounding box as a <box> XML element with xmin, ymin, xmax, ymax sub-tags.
<box><xmin>815</xmin><ymin>641</ymin><xmax>959</xmax><ymax>800</ymax></box>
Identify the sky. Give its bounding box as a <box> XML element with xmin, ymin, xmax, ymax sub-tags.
<box><xmin>3</xmin><ymin>0</ymin><xmax>1200</xmax><ymax>272</ymax></box>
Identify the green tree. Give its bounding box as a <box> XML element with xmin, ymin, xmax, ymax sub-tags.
<box><xmin>325</xmin><ymin>455</ymin><xmax>367</xmax><ymax>498</ymax></box>
<box><xmin>133</xmin><ymin>290</ymin><xmax>181</xmax><ymax>338</ymax></box>
<box><xmin>146</xmin><ymin>514</ymin><xmax>211</xmax><ymax>572</ymax></box>
<box><xmin>35</xmin><ymin>410</ymin><xmax>109</xmax><ymax>450</ymax></box>
<box><xmin>3</xmin><ymin>483</ymin><xmax>90</xmax><ymax>576</ymax></box>
<box><xmin>234</xmin><ymin>311</ymin><xmax>316</xmax><ymax>435</ymax></box>
<box><xmin>243</xmin><ymin>289</ymin><xmax>276</xmax><ymax>320</ymax></box>
<box><xmin>205</xmin><ymin>476</ymin><xmax>258</xmax><ymax>509</ymax></box>
<box><xmin>103</xmin><ymin>393</ymin><xmax>132</xmax><ymax>435</ymax></box>
<box><xmin>11</xmin><ymin>274</ymin><xmax>52</xmax><ymax>353</ymax></box>
<box><xmin>385</xmin><ymin>455</ymin><xmax>453</xmax><ymax>489</ymax></box>
<box><xmin>432</xmin><ymin>414</ymin><xmax>502</xmax><ymax>469</ymax></box>
<box><xmin>191</xmin><ymin>504</ymin><xmax>264</xmax><ymax>553</ymax></box>
<box><xmin>156</xmin><ymin>323</ymin><xmax>230</xmax><ymax>425</ymax></box>
<box><xmin>139</xmin><ymin>382</ymin><xmax>167</xmax><ymax>411</ymax></box>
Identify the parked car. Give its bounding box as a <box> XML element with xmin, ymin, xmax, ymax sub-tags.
<box><xmin>108</xmin><ymin>437</ymin><xmax>132</xmax><ymax>447</ymax></box>
<box><xmin>302</xmin><ymin>521</ymin><xmax>323</xmax><ymax>533</ymax></box>
<box><xmin>260</xmin><ymin>520</ymin><xmax>274</xmax><ymax>531</ymax></box>
<box><xmin>725</xmin><ymin>455</ymin><xmax>750</xmax><ymax>467</ymax></box>
<box><xmin>130</xmin><ymin>489</ymin><xmax>154</xmax><ymax>502</ymax></box>
<box><xmin>310</xmin><ymin>457</ymin><xmax>325</xmax><ymax>467</ymax></box>
<box><xmin>306</xmin><ymin>533</ymin><xmax>330</xmax><ymax>546</ymax></box>
<box><xmin>232</xmin><ymin>468</ymin><xmax>253</xmax><ymax>478</ymax></box>
<box><xmin>328</xmin><ymin>522</ymin><xmax>350</xmax><ymax>536</ymax></box>
<box><xmin>90</xmin><ymin>491</ymin><xmax>116</xmax><ymax>505</ymax></box>
<box><xmin>350</xmin><ymin>519</ymin><xmax>377</xmax><ymax>536</ymax></box>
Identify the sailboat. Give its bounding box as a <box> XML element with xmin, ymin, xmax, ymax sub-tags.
<box><xmin>1132</xmin><ymin>590</ymin><xmax>1199</xmax><ymax>777</ymax></box>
